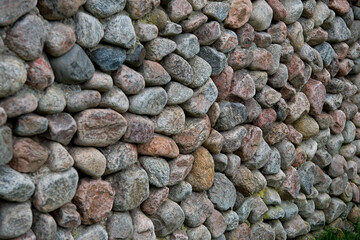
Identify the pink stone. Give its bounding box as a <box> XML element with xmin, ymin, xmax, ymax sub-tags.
<box><xmin>236</xmin><ymin>23</ymin><xmax>255</xmax><ymax>48</ymax></box>
<box><xmin>253</xmin><ymin>108</ymin><xmax>277</xmax><ymax>131</ymax></box>
<box><xmin>27</xmin><ymin>55</ymin><xmax>54</xmax><ymax>90</ymax></box>
<box><xmin>254</xmin><ymin>32</ymin><xmax>272</xmax><ymax>48</ymax></box>
<box><xmin>228</xmin><ymin>48</ymin><xmax>253</xmax><ymax>70</ymax></box>
<box><xmin>212</xmin><ymin>66</ymin><xmax>233</xmax><ymax>101</ymax></box>
<box><xmin>44</xmin><ymin>112</ymin><xmax>77</xmax><ymax>145</ymax></box>
<box><xmin>230</xmin><ymin>71</ymin><xmax>255</xmax><ymax>100</ymax></box>
<box><xmin>203</xmin><ymin>129</ymin><xmax>224</xmax><ymax>154</ymax></box>
<box><xmin>112</xmin><ymin>65</ymin><xmax>145</xmax><ymax>95</ymax></box>
<box><xmin>303</xmin><ymin>79</ymin><xmax>326</xmax><ymax>115</ymax></box>
<box><xmin>204</xmin><ymin>209</ymin><xmax>227</xmax><ymax>238</ymax></box>
<box><xmin>73</xmin><ymin>178</ymin><xmax>115</xmax><ymax>225</ymax></box>
<box><xmin>193</xmin><ymin>21</ymin><xmax>221</xmax><ymax>45</ymax></box>
<box><xmin>224</xmin><ymin>0</ymin><xmax>253</xmax><ymax>29</ymax></box>
<box><xmin>265</xmin><ymin>122</ymin><xmax>289</xmax><ymax>145</ymax></box>
<box><xmin>141</xmin><ymin>187</ymin><xmax>169</xmax><ymax>215</ymax></box>
<box><xmin>9</xmin><ymin>138</ymin><xmax>48</xmax><ymax>173</ymax></box>
<box><xmin>333</xmin><ymin>43</ymin><xmax>349</xmax><ymax>60</ymax></box>
<box><xmin>267</xmin><ymin>22</ymin><xmax>287</xmax><ymax>44</ymax></box>
<box><xmin>280</xmin><ymin>166</ymin><xmax>300</xmax><ymax>199</ymax></box>
<box><xmin>330</xmin><ymin>110</ymin><xmax>346</xmax><ymax>134</ymax></box>
<box><xmin>180</xmin><ymin>12</ymin><xmax>208</xmax><ymax>33</ymax></box>
<box><xmin>249</xmin><ymin>48</ymin><xmax>274</xmax><ymax>71</ymax></box>
<box><xmin>168</xmin><ymin>154</ymin><xmax>194</xmax><ymax>186</ymax></box>
<box><xmin>329</xmin><ymin>0</ymin><xmax>350</xmax><ymax>15</ymax></box>
<box><xmin>286</xmin><ymin>55</ymin><xmax>306</xmax><ymax>89</ymax></box>
<box><xmin>0</xmin><ymin>93</ymin><xmax>37</xmax><ymax>118</ymax></box>
<box><xmin>167</xmin><ymin>0</ymin><xmax>193</xmax><ymax>23</ymax></box>
<box><xmin>235</xmin><ymin>125</ymin><xmax>263</xmax><ymax>161</ymax></box>
<box><xmin>122</xmin><ymin>113</ymin><xmax>154</xmax><ymax>143</ymax></box>
<box><xmin>307</xmin><ymin>27</ymin><xmax>328</xmax><ymax>46</ymax></box>
<box><xmin>137</xmin><ymin>134</ymin><xmax>180</xmax><ymax>158</ymax></box>
<box><xmin>45</xmin><ymin>23</ymin><xmax>76</xmax><ymax>57</ymax></box>
<box><xmin>266</xmin><ymin>0</ymin><xmax>287</xmax><ymax>20</ymax></box>
<box><xmin>312</xmin><ymin>68</ymin><xmax>331</xmax><ymax>86</ymax></box>
<box><xmin>214</xmin><ymin>30</ymin><xmax>238</xmax><ymax>53</ymax></box>
<box><xmin>287</xmin><ymin>125</ymin><xmax>303</xmax><ymax>145</ymax></box>
<box><xmin>352</xmin><ymin>112</ymin><xmax>360</xmax><ymax>127</ymax></box>
<box><xmin>337</xmin><ymin>59</ymin><xmax>354</xmax><ymax>77</ymax></box>
<box><xmin>315</xmin><ymin>112</ymin><xmax>332</xmax><ymax>129</ymax></box>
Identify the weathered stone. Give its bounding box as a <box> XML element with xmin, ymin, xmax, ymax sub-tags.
<box><xmin>131</xmin><ymin>209</ymin><xmax>156</xmax><ymax>240</ymax></box>
<box><xmin>145</xmin><ymin>37</ymin><xmax>177</xmax><ymax>61</ymax></box>
<box><xmin>99</xmin><ymin>87</ymin><xmax>129</xmax><ymax>113</ymax></box>
<box><xmin>26</xmin><ymin>55</ymin><xmax>54</xmax><ymax>91</ymax></box>
<box><xmin>122</xmin><ymin>113</ymin><xmax>154</xmax><ymax>144</ymax></box>
<box><xmin>165</xmin><ymin>82</ymin><xmax>194</xmax><ymax>105</ymax></box>
<box><xmin>214</xmin><ymin>30</ymin><xmax>238</xmax><ymax>53</ymax></box>
<box><xmin>44</xmin><ymin>22</ymin><xmax>76</xmax><ymax>57</ymax></box>
<box><xmin>84</xmin><ymin>0</ymin><xmax>126</xmax><ymax>18</ymax></box>
<box><xmin>102</xmin><ymin>14</ymin><xmax>136</xmax><ymax>49</ymax></box>
<box><xmin>161</xmin><ymin>53</ymin><xmax>194</xmax><ymax>86</ymax></box>
<box><xmin>112</xmin><ymin>65</ymin><xmax>145</xmax><ymax>95</ymax></box>
<box><xmin>139</xmin><ymin>60</ymin><xmax>170</xmax><ymax>86</ymax></box>
<box><xmin>181</xmin><ymin>192</ymin><xmax>214</xmax><ymax>227</ymax></box>
<box><xmin>139</xmin><ymin>157</ymin><xmax>170</xmax><ymax>187</ymax></box>
<box><xmin>330</xmin><ymin>110</ymin><xmax>346</xmax><ymax>134</ymax></box>
<box><xmin>81</xmin><ymin>71</ymin><xmax>113</xmax><ymax>92</ymax></box>
<box><xmin>125</xmin><ymin>43</ymin><xmax>146</xmax><ymax>67</ymax></box>
<box><xmin>167</xmin><ymin>0</ymin><xmax>193</xmax><ymax>23</ymax></box>
<box><xmin>31</xmin><ymin>210</ymin><xmax>57</xmax><ymax>240</ymax></box>
<box><xmin>138</xmin><ymin>134</ymin><xmax>179</xmax><ymax>159</ymax></box>
<box><xmin>215</xmin><ymin>101</ymin><xmax>247</xmax><ymax>131</ymax></box>
<box><xmin>88</xmin><ymin>44</ymin><xmax>126</xmax><ymax>72</ymax></box>
<box><xmin>208</xmin><ymin>173</ymin><xmax>236</xmax><ymax>211</ymax></box>
<box><xmin>249</xmin><ymin>0</ymin><xmax>273</xmax><ymax>31</ymax></box>
<box><xmin>0</xmin><ymin>0</ymin><xmax>37</xmax><ymax>26</ymax></box>
<box><xmin>256</xmin><ymin>85</ymin><xmax>281</xmax><ymax>108</ymax></box>
<box><xmin>136</xmin><ymin>23</ymin><xmax>158</xmax><ymax>42</ymax></box>
<box><xmin>72</xmin><ymin>224</ymin><xmax>108</xmax><ymax>240</ymax></box>
<box><xmin>188</xmin><ymin>56</ymin><xmax>212</xmax><ymax>88</ymax></box>
<box><xmin>106</xmin><ymin>212</ymin><xmax>133</xmax><ymax>240</ymax></box>
<box><xmin>324</xmin><ymin>198</ymin><xmax>346</xmax><ymax>223</ymax></box>
<box><xmin>168</xmin><ymin>155</ymin><xmax>194</xmax><ymax>186</ymax></box>
<box><xmin>169</xmin><ymin>181</ymin><xmax>192</xmax><ymax>202</ymax></box>
<box><xmin>198</xmin><ymin>46</ymin><xmax>227</xmax><ymax>76</ymax></box>
<box><xmin>250</xmin><ymin>222</ymin><xmax>275</xmax><ymax>240</ymax></box>
<box><xmin>244</xmin><ymin>139</ymin><xmax>271</xmax><ymax>170</ymax></box>
<box><xmin>264</xmin><ymin>122</ymin><xmax>289</xmax><ymax>145</ymax></box>
<box><xmin>53</xmin><ymin>203</ymin><xmax>81</xmax><ymax>229</ymax></box>
<box><xmin>280</xmin><ymin>166</ymin><xmax>300</xmax><ymax>199</ymax></box>
<box><xmin>0</xmin><ymin>93</ymin><xmax>37</xmax><ymax>118</ymax></box>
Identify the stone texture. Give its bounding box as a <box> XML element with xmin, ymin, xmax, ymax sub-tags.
<box><xmin>138</xmin><ymin>134</ymin><xmax>179</xmax><ymax>158</ymax></box>
<box><xmin>181</xmin><ymin>192</ymin><xmax>214</xmax><ymax>227</ymax></box>
<box><xmin>102</xmin><ymin>14</ymin><xmax>136</xmax><ymax>49</ymax></box>
<box><xmin>53</xmin><ymin>203</ymin><xmax>81</xmax><ymax>228</ymax></box>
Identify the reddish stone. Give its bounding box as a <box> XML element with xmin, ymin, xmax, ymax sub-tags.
<box><xmin>249</xmin><ymin>48</ymin><xmax>274</xmax><ymax>71</ymax></box>
<box><xmin>352</xmin><ymin>112</ymin><xmax>360</xmax><ymax>127</ymax></box>
<box><xmin>168</xmin><ymin>154</ymin><xmax>194</xmax><ymax>186</ymax></box>
<box><xmin>292</xmin><ymin>147</ymin><xmax>307</xmax><ymax>168</ymax></box>
<box><xmin>44</xmin><ymin>112</ymin><xmax>77</xmax><ymax>145</ymax></box>
<box><xmin>224</xmin><ymin>0</ymin><xmax>253</xmax><ymax>28</ymax></box>
<box><xmin>329</xmin><ymin>0</ymin><xmax>350</xmax><ymax>15</ymax></box>
<box><xmin>27</xmin><ymin>55</ymin><xmax>54</xmax><ymax>90</ymax></box>
<box><xmin>228</xmin><ymin>48</ymin><xmax>253</xmax><ymax>70</ymax></box>
<box><xmin>312</xmin><ymin>68</ymin><xmax>331</xmax><ymax>86</ymax></box>
<box><xmin>45</xmin><ymin>23</ymin><xmax>76</xmax><ymax>57</ymax></box>
<box><xmin>167</xmin><ymin>0</ymin><xmax>193</xmax><ymax>23</ymax></box>
<box><xmin>225</xmin><ymin>223</ymin><xmax>251</xmax><ymax>240</ymax></box>
<box><xmin>254</xmin><ymin>32</ymin><xmax>272</xmax><ymax>48</ymax></box>
<box><xmin>0</xmin><ymin>93</ymin><xmax>37</xmax><ymax>118</ymax></box>
<box><xmin>230</xmin><ymin>71</ymin><xmax>255</xmax><ymax>100</ymax></box>
<box><xmin>138</xmin><ymin>134</ymin><xmax>180</xmax><ymax>158</ymax></box>
<box><xmin>9</xmin><ymin>138</ymin><xmax>48</xmax><ymax>173</ymax></box>
<box><xmin>307</xmin><ymin>27</ymin><xmax>328</xmax><ymax>46</ymax></box>
<box><xmin>73</xmin><ymin>178</ymin><xmax>115</xmax><ymax>225</ymax></box>
<box><xmin>236</xmin><ymin>23</ymin><xmax>255</xmax><ymax>48</ymax></box>
<box><xmin>38</xmin><ymin>0</ymin><xmax>86</xmax><ymax>20</ymax></box>
<box><xmin>245</xmin><ymin>98</ymin><xmax>262</xmax><ymax>122</ymax></box>
<box><xmin>112</xmin><ymin>65</ymin><xmax>145</xmax><ymax>95</ymax></box>
<box><xmin>315</xmin><ymin>112</ymin><xmax>333</xmax><ymax>129</ymax></box>
<box><xmin>286</xmin><ymin>55</ymin><xmax>306</xmax><ymax>89</ymax></box>
<box><xmin>204</xmin><ymin>209</ymin><xmax>227</xmax><ymax>238</ymax></box>
<box><xmin>330</xmin><ymin>110</ymin><xmax>346</xmax><ymax>134</ymax></box>
<box><xmin>287</xmin><ymin>125</ymin><xmax>303</xmax><ymax>145</ymax></box>
<box><xmin>234</xmin><ymin>125</ymin><xmax>263</xmax><ymax>161</ymax></box>
<box><xmin>337</xmin><ymin>59</ymin><xmax>354</xmax><ymax>77</ymax></box>
<box><xmin>203</xmin><ymin>129</ymin><xmax>224</xmax><ymax>154</ymax></box>
<box><xmin>140</xmin><ymin>60</ymin><xmax>170</xmax><ymax>86</ymax></box>
<box><xmin>333</xmin><ymin>43</ymin><xmax>349</xmax><ymax>60</ymax></box>
<box><xmin>53</xmin><ymin>203</ymin><xmax>81</xmax><ymax>228</ymax></box>
<box><xmin>265</xmin><ymin>122</ymin><xmax>289</xmax><ymax>145</ymax></box>
<box><xmin>122</xmin><ymin>113</ymin><xmax>154</xmax><ymax>143</ymax></box>
<box><xmin>193</xmin><ymin>21</ymin><xmax>221</xmax><ymax>45</ymax></box>
<box><xmin>286</xmin><ymin>92</ymin><xmax>310</xmax><ymax>123</ymax></box>
<box><xmin>141</xmin><ymin>187</ymin><xmax>169</xmax><ymax>215</ymax></box>
<box><xmin>267</xmin><ymin>22</ymin><xmax>287</xmax><ymax>44</ymax></box>
<box><xmin>303</xmin><ymin>79</ymin><xmax>326</xmax><ymax>115</ymax></box>
<box><xmin>266</xmin><ymin>0</ymin><xmax>287</xmax><ymax>20</ymax></box>
<box><xmin>180</xmin><ymin>12</ymin><xmax>208</xmax><ymax>33</ymax></box>
<box><xmin>280</xmin><ymin>83</ymin><xmax>296</xmax><ymax>101</ymax></box>
<box><xmin>214</xmin><ymin>30</ymin><xmax>238</xmax><ymax>53</ymax></box>
<box><xmin>280</xmin><ymin>166</ymin><xmax>300</xmax><ymax>199</ymax></box>
<box><xmin>253</xmin><ymin>108</ymin><xmax>277</xmax><ymax>131</ymax></box>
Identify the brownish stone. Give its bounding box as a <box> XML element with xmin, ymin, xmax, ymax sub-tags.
<box><xmin>138</xmin><ymin>134</ymin><xmax>180</xmax><ymax>158</ymax></box>
<box><xmin>53</xmin><ymin>203</ymin><xmax>81</xmax><ymax>228</ymax></box>
<box><xmin>44</xmin><ymin>113</ymin><xmax>77</xmax><ymax>145</ymax></box>
<box><xmin>212</xmin><ymin>66</ymin><xmax>234</xmax><ymax>101</ymax></box>
<box><xmin>27</xmin><ymin>55</ymin><xmax>54</xmax><ymax>91</ymax></box>
<box><xmin>168</xmin><ymin>154</ymin><xmax>194</xmax><ymax>186</ymax></box>
<box><xmin>303</xmin><ymin>79</ymin><xmax>326</xmax><ymax>115</ymax></box>
<box><xmin>0</xmin><ymin>93</ymin><xmax>37</xmax><ymax>118</ymax></box>
<box><xmin>141</xmin><ymin>187</ymin><xmax>169</xmax><ymax>215</ymax></box>
<box><xmin>266</xmin><ymin>0</ymin><xmax>287</xmax><ymax>20</ymax></box>
<box><xmin>292</xmin><ymin>147</ymin><xmax>307</xmax><ymax>168</ymax></box>
<box><xmin>265</xmin><ymin>122</ymin><xmax>289</xmax><ymax>145</ymax></box>
<box><xmin>224</xmin><ymin>0</ymin><xmax>253</xmax><ymax>29</ymax></box>
<box><xmin>225</xmin><ymin>223</ymin><xmax>251</xmax><ymax>240</ymax></box>
<box><xmin>122</xmin><ymin>113</ymin><xmax>154</xmax><ymax>143</ymax></box>
<box><xmin>328</xmin><ymin>0</ymin><xmax>350</xmax><ymax>15</ymax></box>
<box><xmin>203</xmin><ymin>129</ymin><xmax>224</xmax><ymax>154</ymax></box>
<box><xmin>280</xmin><ymin>166</ymin><xmax>300</xmax><ymax>199</ymax></box>
<box><xmin>307</xmin><ymin>27</ymin><xmax>328</xmax><ymax>46</ymax></box>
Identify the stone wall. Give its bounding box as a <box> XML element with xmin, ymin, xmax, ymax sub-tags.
<box><xmin>1</xmin><ymin>0</ymin><xmax>360</xmax><ymax>239</ymax></box>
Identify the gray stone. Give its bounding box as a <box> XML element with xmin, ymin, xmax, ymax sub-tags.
<box><xmin>313</xmin><ymin>1</ymin><xmax>330</xmax><ymax>27</ymax></box>
<box><xmin>298</xmin><ymin>161</ymin><xmax>315</xmax><ymax>195</ymax></box>
<box><xmin>280</xmin><ymin>201</ymin><xmax>299</xmax><ymax>221</ymax></box>
<box><xmin>263</xmin><ymin>206</ymin><xmax>285</xmax><ymax>220</ymax></box>
<box><xmin>159</xmin><ymin>22</ymin><xmax>183</xmax><ymax>37</ymax></box>
<box><xmin>66</xmin><ymin>90</ymin><xmax>101</xmax><ymax>113</ymax></box>
<box><xmin>269</xmin><ymin>220</ymin><xmax>287</xmax><ymax>240</ymax></box>
<box><xmin>136</xmin><ymin>23</ymin><xmax>158</xmax><ymax>42</ymax></box>
<box><xmin>324</xmin><ymin>198</ymin><xmax>346</xmax><ymax>223</ymax></box>
<box><xmin>44</xmin><ymin>112</ymin><xmax>77</xmax><ymax>145</ymax></box>
<box><xmin>152</xmin><ymin>106</ymin><xmax>185</xmax><ymax>135</ymax></box>
<box><xmin>75</xmin><ymin>11</ymin><xmax>104</xmax><ymax>48</ymax></box>
<box><xmin>125</xmin><ymin>43</ymin><xmax>146</xmax><ymax>67</ymax></box>
<box><xmin>203</xmin><ymin>1</ymin><xmax>230</xmax><ymax>22</ymax></box>
<box><xmin>250</xmin><ymin>222</ymin><xmax>275</xmax><ymax>240</ymax></box>
<box><xmin>73</xmin><ymin>224</ymin><xmax>108</xmax><ymax>240</ymax></box>
<box><xmin>139</xmin><ymin>157</ymin><xmax>170</xmax><ymax>188</ymax></box>
<box><xmin>343</xmin><ymin>121</ymin><xmax>356</xmax><ymax>143</ymax></box>
<box><xmin>214</xmin><ymin>101</ymin><xmax>247</xmax><ymax>131</ymax></box>
<box><xmin>198</xmin><ymin>46</ymin><xmax>227</xmax><ymax>76</ymax></box>
<box><xmin>129</xmin><ymin>87</ymin><xmax>167</xmax><ymax>116</ymax></box>
<box><xmin>169</xmin><ymin>181</ymin><xmax>192</xmax><ymax>202</ymax></box>
<box><xmin>248</xmin><ymin>0</ymin><xmax>273</xmax><ymax>31</ymax></box>
<box><xmin>55</xmin><ymin>228</ymin><xmax>74</xmax><ymax>240</ymax></box>
<box><xmin>88</xmin><ymin>44</ymin><xmax>127</xmax><ymax>72</ymax></box>
<box><xmin>221</xmin><ymin>125</ymin><xmax>247</xmax><ymax>153</ymax></box>
<box><xmin>299</xmin><ymin>200</ymin><xmax>315</xmax><ymax>219</ymax></box>
<box><xmin>99</xmin><ymin>86</ymin><xmax>129</xmax><ymax>113</ymax></box>
<box><xmin>208</xmin><ymin>173</ymin><xmax>236</xmax><ymax>211</ymax></box>
<box><xmin>314</xmin><ymin>42</ymin><xmax>335</xmax><ymax>67</ymax></box>
<box><xmin>101</xmin><ymin>142</ymin><xmax>137</xmax><ymax>175</ymax></box>
<box><xmin>0</xmin><ymin>166</ymin><xmax>35</xmax><ymax>202</ymax></box>
<box><xmin>106</xmin><ymin>166</ymin><xmax>149</xmax><ymax>211</ymax></box>
<box><xmin>0</xmin><ymin>0</ymin><xmax>37</xmax><ymax>26</ymax></box>
<box><xmin>106</xmin><ymin>212</ymin><xmax>133</xmax><ymax>240</ymax></box>
<box><xmin>324</xmin><ymin>93</ymin><xmax>343</xmax><ymax>111</ymax></box>
<box><xmin>145</xmin><ymin>37</ymin><xmax>177</xmax><ymax>61</ymax></box>
<box><xmin>181</xmin><ymin>192</ymin><xmax>214</xmax><ymax>227</ymax></box>
<box><xmin>173</xmin><ymin>34</ymin><xmax>200</xmax><ymax>59</ymax></box>
<box><xmin>261</xmin><ymin>147</ymin><xmax>281</xmax><ymax>175</ymax></box>
<box><xmin>266</xmin><ymin>170</ymin><xmax>286</xmax><ymax>188</ymax></box>
<box><xmin>275</xmin><ymin>139</ymin><xmax>296</xmax><ymax>170</ymax></box>
<box><xmin>248</xmin><ymin>197</ymin><xmax>268</xmax><ymax>223</ymax></box>
<box><xmin>187</xmin><ymin>225</ymin><xmax>211</xmax><ymax>240</ymax></box>
<box><xmin>0</xmin><ymin>200</ymin><xmax>32</xmax><ymax>239</ymax></box>
<box><xmin>223</xmin><ymin>210</ymin><xmax>239</xmax><ymax>231</ymax></box>
<box><xmin>131</xmin><ymin>208</ymin><xmax>156</xmax><ymax>240</ymax></box>
<box><xmin>282</xmin><ymin>215</ymin><xmax>309</xmax><ymax>238</ymax></box>
<box><xmin>281</xmin><ymin>0</ymin><xmax>304</xmax><ymax>24</ymax></box>
<box><xmin>50</xmin><ymin>44</ymin><xmax>95</xmax><ymax>84</ymax></box>
<box><xmin>151</xmin><ymin>200</ymin><xmax>185</xmax><ymax>237</ymax></box>
<box><xmin>84</xmin><ymin>0</ymin><xmax>126</xmax><ymax>18</ymax></box>
<box><xmin>306</xmin><ymin>210</ymin><xmax>325</xmax><ymax>231</ymax></box>
<box><xmin>213</xmin><ymin>153</ymin><xmax>228</xmax><ymax>172</ymax></box>
<box><xmin>43</xmin><ymin>141</ymin><xmax>74</xmax><ymax>172</ymax></box>
<box><xmin>69</xmin><ymin>147</ymin><xmax>106</xmax><ymax>178</ymax></box>
<box><xmin>165</xmin><ymin>82</ymin><xmax>194</xmax><ymax>105</ymax></box>
<box><xmin>263</xmin><ymin>187</ymin><xmax>281</xmax><ymax>205</ymax></box>
<box><xmin>81</xmin><ymin>71</ymin><xmax>113</xmax><ymax>92</ymax></box>
<box><xmin>102</xmin><ymin>14</ymin><xmax>136</xmax><ymax>48</ymax></box>
<box><xmin>32</xmin><ymin>167</ymin><xmax>78</xmax><ymax>212</ymax></box>
<box><xmin>327</xmin><ymin>17</ymin><xmax>351</xmax><ymax>43</ymax></box>
<box><xmin>244</xmin><ymin>139</ymin><xmax>271</xmax><ymax>170</ymax></box>
<box><xmin>188</xmin><ymin>56</ymin><xmax>212</xmax><ymax>88</ymax></box>
<box><xmin>161</xmin><ymin>53</ymin><xmax>194</xmax><ymax>86</ymax></box>
<box><xmin>0</xmin><ymin>55</ymin><xmax>27</xmax><ymax>98</ymax></box>
<box><xmin>139</xmin><ymin>60</ymin><xmax>171</xmax><ymax>86</ymax></box>
<box><xmin>14</xmin><ymin>113</ymin><xmax>48</xmax><ymax>136</ymax></box>
<box><xmin>32</xmin><ymin>211</ymin><xmax>57</xmax><ymax>240</ymax></box>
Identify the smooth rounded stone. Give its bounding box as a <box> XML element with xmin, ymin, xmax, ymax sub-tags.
<box><xmin>130</xmin><ymin>209</ymin><xmax>156</xmax><ymax>240</ymax></box>
<box><xmin>106</xmin><ymin>212</ymin><xmax>133</xmax><ymax>240</ymax></box>
<box><xmin>106</xmin><ymin>166</ymin><xmax>149</xmax><ymax>211</ymax></box>
<box><xmin>68</xmin><ymin>147</ymin><xmax>105</xmax><ymax>178</ymax></box>
<box><xmin>343</xmin><ymin>121</ymin><xmax>356</xmax><ymax>143</ymax></box>
<box><xmin>135</xmin><ymin>22</ymin><xmax>158</xmax><ymax>42</ymax></box>
<box><xmin>223</xmin><ymin>0</ymin><xmax>252</xmax><ymax>28</ymax></box>
<box><xmin>0</xmin><ymin>0</ymin><xmax>36</xmax><ymax>26</ymax></box>
<box><xmin>43</xmin><ymin>113</ymin><xmax>77</xmax><ymax>146</ymax></box>
<box><xmin>254</xmin><ymin>32</ymin><xmax>272</xmax><ymax>48</ymax></box>
<box><xmin>229</xmin><ymin>71</ymin><xmax>256</xmax><ymax>100</ymax></box>
<box><xmin>263</xmin><ymin>206</ymin><xmax>285</xmax><ymax>220</ymax></box>
<box><xmin>37</xmin><ymin>86</ymin><xmax>65</xmax><ymax>114</ymax></box>
<box><xmin>169</xmin><ymin>181</ymin><xmax>192</xmax><ymax>202</ymax></box>
<box><xmin>112</xmin><ymin>64</ymin><xmax>145</xmax><ymax>95</ymax></box>
<box><xmin>193</xmin><ymin>21</ymin><xmax>221</xmax><ymax>46</ymax></box>
<box><xmin>327</xmin><ymin>17</ymin><xmax>351</xmax><ymax>43</ymax></box>
<box><xmin>44</xmin><ymin>22</ymin><xmax>76</xmax><ymax>57</ymax></box>
<box><xmin>99</xmin><ymin>87</ymin><xmax>129</xmax><ymax>113</ymax></box>
<box><xmin>212</xmin><ymin>65</ymin><xmax>233</xmax><ymax>100</ymax></box>
<box><xmin>181</xmin><ymin>79</ymin><xmax>218</xmax><ymax>117</ymax></box>
<box><xmin>264</xmin><ymin>122</ymin><xmax>289</xmax><ymax>145</ymax></box>
<box><xmin>306</xmin><ymin>210</ymin><xmax>325</xmax><ymax>231</ymax></box>
<box><xmin>268</xmin><ymin>64</ymin><xmax>288</xmax><ymax>88</ymax></box>
<box><xmin>299</xmin><ymin>139</ymin><xmax>318</xmax><ymax>160</ymax></box>
<box><xmin>55</xmin><ymin>228</ymin><xmax>74</xmax><ymax>240</ymax></box>
<box><xmin>204</xmin><ymin>209</ymin><xmax>227</xmax><ymax>238</ymax></box>
<box><xmin>165</xmin><ymin>82</ymin><xmax>193</xmax><ymax>105</ymax></box>
<box><xmin>279</xmin><ymin>0</ymin><xmax>303</xmax><ymax>24</ymax></box>
<box><xmin>172</xmin><ymin>115</ymin><xmax>211</xmax><ymax>153</ymax></box>
<box><xmin>81</xmin><ymin>71</ymin><xmax>113</xmax><ymax>92</ymax></box>
<box><xmin>139</xmin><ymin>157</ymin><xmax>170</xmax><ymax>187</ymax></box>
<box><xmin>0</xmin><ymin>200</ymin><xmax>32</xmax><ymax>239</ymax></box>
<box><xmin>220</xmin><ymin>125</ymin><xmax>246</xmax><ymax>153</ymax></box>
<box><xmin>5</xmin><ymin>14</ymin><xmax>45</xmax><ymax>61</ymax></box>
<box><xmin>324</xmin><ymin>198</ymin><xmax>346</xmax><ymax>223</ymax></box>
<box><xmin>32</xmin><ymin>167</ymin><xmax>78</xmax><ymax>212</ymax></box>
<box><xmin>84</xmin><ymin>0</ymin><xmax>125</xmax><ymax>18</ymax></box>
<box><xmin>137</xmin><ymin>134</ymin><xmax>179</xmax><ymax>158</ymax></box>
<box><xmin>279</xmin><ymin>201</ymin><xmax>298</xmax><ymax>221</ymax></box>
<box><xmin>139</xmin><ymin>60</ymin><xmax>170</xmax><ymax>86</ymax></box>
<box><xmin>324</xmin><ymin>93</ymin><xmax>343</xmax><ymax>111</ymax></box>
<box><xmin>172</xmin><ymin>33</ymin><xmax>199</xmax><ymax>59</ymax></box>
<box><xmin>261</xmin><ymin>147</ymin><xmax>281</xmax><ymax>175</ymax></box>
<box><xmin>101</xmin><ymin>142</ymin><xmax>137</xmax><ymax>175</ymax></box>
<box><xmin>26</xmin><ymin>54</ymin><xmax>55</xmax><ymax>91</ymax></box>
<box><xmin>244</xmin><ymin>98</ymin><xmax>262</xmax><ymax>122</ymax></box>
<box><xmin>168</xmin><ymin>154</ymin><xmax>194</xmax><ymax>186</ymax></box>
<box><xmin>235</xmin><ymin>23</ymin><xmax>255</xmax><ymax>49</ymax></box>
<box><xmin>185</xmin><ymin>147</ymin><xmax>214</xmax><ymax>191</ymax></box>
<box><xmin>88</xmin><ymin>45</ymin><xmax>126</xmax><ymax>72</ymax></box>
<box><xmin>287</xmin><ymin>21</ymin><xmax>305</xmax><ymax>52</ymax></box>
<box><xmin>314</xmin><ymin>42</ymin><xmax>336</xmax><ymax>68</ymax></box>
<box><xmin>255</xmin><ymin>85</ymin><xmax>281</xmax><ymax>108</ymax></box>
<box><xmin>223</xmin><ymin>154</ymin><xmax>241</xmax><ymax>179</ymax></box>
<box><xmin>330</xmin><ymin>110</ymin><xmax>346</xmax><ymax>134</ymax></box>
<box><xmin>125</xmin><ymin>43</ymin><xmax>146</xmax><ymax>68</ymax></box>
<box><xmin>128</xmin><ymin>87</ymin><xmax>167</xmax><ymax>116</ymax></box>
<box><xmin>75</xmin><ymin>11</ymin><xmax>103</xmax><ymax>49</ymax></box>
<box><xmin>214</xmin><ymin>102</ymin><xmax>247</xmax><ymax>131</ymax></box>
<box><xmin>312</xmin><ymin>1</ymin><xmax>330</xmax><ymax>27</ymax></box>
<box><xmin>74</xmin><ymin>109</ymin><xmax>127</xmax><ymax>147</ymax></box>
<box><xmin>282</xmin><ymin>215</ymin><xmax>310</xmax><ymax>238</ymax></box>
<box><xmin>303</xmin><ymin>79</ymin><xmax>326</xmax><ymax>116</ymax></box>
<box><xmin>202</xmin><ymin>1</ymin><xmax>230</xmax><ymax>22</ymax></box>
<box><xmin>31</xmin><ymin>210</ymin><xmax>57</xmax><ymax>240</ymax></box>
<box><xmin>223</xmin><ymin>210</ymin><xmax>239</xmax><ymax>231</ymax></box>
<box><xmin>244</xmin><ymin>139</ymin><xmax>271</xmax><ymax>170</ymax></box>
<box><xmin>43</xmin><ymin>141</ymin><xmax>73</xmax><ymax>173</ymax></box>
<box><xmin>152</xmin><ymin>106</ymin><xmax>185</xmax><ymax>135</ymax></box>
<box><xmin>208</xmin><ymin>173</ymin><xmax>236</xmax><ymax>211</ymax></box>
<box><xmin>250</xmin><ymin>222</ymin><xmax>275</xmax><ymax>240</ymax></box>
<box><xmin>298</xmin><ymin>161</ymin><xmax>316</xmax><ymax>195</ymax></box>
<box><xmin>181</xmin><ymin>192</ymin><xmax>214</xmax><ymax>227</ymax></box>
<box><xmin>198</xmin><ymin>46</ymin><xmax>227</xmax><ymax>76</ymax></box>
<box><xmin>0</xmin><ymin>93</ymin><xmax>37</xmax><ymax>119</ymax></box>
<box><xmin>326</xmin><ymin>133</ymin><xmax>344</xmax><ymax>156</ymax></box>
<box><xmin>102</xmin><ymin>14</ymin><xmax>136</xmax><ymax>49</ymax></box>
<box><xmin>340</xmin><ymin>143</ymin><xmax>356</xmax><ymax>159</ymax></box>
<box><xmin>293</xmin><ymin>114</ymin><xmax>319</xmax><ymax>140</ymax></box>
<box><xmin>122</xmin><ymin>113</ymin><xmax>154</xmax><ymax>144</ymax></box>
<box><xmin>161</xmin><ymin>53</ymin><xmax>194</xmax><ymax>86</ymax></box>
<box><xmin>9</xmin><ymin>138</ymin><xmax>48</xmax><ymax>173</ymax></box>
<box><xmin>214</xmin><ymin>29</ymin><xmax>238</xmax><ymax>53</ymax></box>
<box><xmin>248</xmin><ymin>48</ymin><xmax>274</xmax><ymax>72</ymax></box>
<box><xmin>141</xmin><ymin>187</ymin><xmax>169</xmax><ymax>215</ymax></box>
<box><xmin>73</xmin><ymin>178</ymin><xmax>114</xmax><ymax>225</ymax></box>
<box><xmin>187</xmin><ymin>56</ymin><xmax>212</xmax><ymax>88</ymax></box>
<box><xmin>328</xmin><ymin>155</ymin><xmax>347</xmax><ymax>178</ymax></box>
<box><xmin>144</xmin><ymin>37</ymin><xmax>177</xmax><ymax>62</ymax></box>
<box><xmin>66</xmin><ymin>90</ymin><xmax>101</xmax><ymax>113</ymax></box>
<box><xmin>167</xmin><ymin>0</ymin><xmax>193</xmax><ymax>22</ymax></box>
<box><xmin>50</xmin><ymin>44</ymin><xmax>95</xmax><ymax>84</ymax></box>
<box><xmin>248</xmin><ymin>0</ymin><xmax>273</xmax><ymax>31</ymax></box>
<box><xmin>0</xmin><ymin>165</ymin><xmax>35</xmax><ymax>202</ymax></box>
<box><xmin>0</xmin><ymin>56</ymin><xmax>26</xmax><ymax>99</ymax></box>
<box><xmin>186</xmin><ymin>225</ymin><xmax>211</xmax><ymax>240</ymax></box>
<box><xmin>151</xmin><ymin>200</ymin><xmax>185</xmax><ymax>237</ymax></box>
<box><xmin>72</xmin><ymin>224</ymin><xmax>108</xmax><ymax>240</ymax></box>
